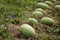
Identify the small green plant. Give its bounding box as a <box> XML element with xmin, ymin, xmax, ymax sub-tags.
<box><xmin>39</xmin><ymin>33</ymin><xmax>48</xmax><ymax>40</ymax></box>
<box><xmin>0</xmin><ymin>25</ymin><xmax>12</xmax><ymax>39</ymax></box>
<box><xmin>19</xmin><ymin>24</ymin><xmax>36</xmax><ymax>37</ymax></box>
<box><xmin>11</xmin><ymin>18</ymin><xmax>19</xmax><ymax>25</ymax></box>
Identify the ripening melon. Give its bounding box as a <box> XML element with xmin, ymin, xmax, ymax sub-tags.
<box><xmin>35</xmin><ymin>8</ymin><xmax>44</xmax><ymax>13</ymax></box>
<box><xmin>19</xmin><ymin>24</ymin><xmax>35</xmax><ymax>37</ymax></box>
<box><xmin>55</xmin><ymin>5</ymin><xmax>60</xmax><ymax>11</ymax></box>
<box><xmin>32</xmin><ymin>11</ymin><xmax>43</xmax><ymax>19</ymax></box>
<box><xmin>28</xmin><ymin>18</ymin><xmax>38</xmax><ymax>26</ymax></box>
<box><xmin>37</xmin><ymin>3</ymin><xmax>50</xmax><ymax>9</ymax></box>
<box><xmin>41</xmin><ymin>17</ymin><xmax>54</xmax><ymax>26</ymax></box>
<box><xmin>46</xmin><ymin>0</ymin><xmax>56</xmax><ymax>3</ymax></box>
<box><xmin>45</xmin><ymin>1</ymin><xmax>53</xmax><ymax>5</ymax></box>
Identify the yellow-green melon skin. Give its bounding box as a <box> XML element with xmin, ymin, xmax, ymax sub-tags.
<box><xmin>20</xmin><ymin>24</ymin><xmax>35</xmax><ymax>37</ymax></box>
<box><xmin>41</xmin><ymin>17</ymin><xmax>54</xmax><ymax>26</ymax></box>
<box><xmin>35</xmin><ymin>8</ymin><xmax>44</xmax><ymax>13</ymax></box>
<box><xmin>45</xmin><ymin>1</ymin><xmax>53</xmax><ymax>5</ymax></box>
<box><xmin>55</xmin><ymin>5</ymin><xmax>60</xmax><ymax>11</ymax></box>
<box><xmin>28</xmin><ymin>18</ymin><xmax>38</xmax><ymax>26</ymax></box>
<box><xmin>37</xmin><ymin>3</ymin><xmax>50</xmax><ymax>9</ymax></box>
<box><xmin>46</xmin><ymin>0</ymin><xmax>56</xmax><ymax>3</ymax></box>
<box><xmin>32</xmin><ymin>11</ymin><xmax>43</xmax><ymax>19</ymax></box>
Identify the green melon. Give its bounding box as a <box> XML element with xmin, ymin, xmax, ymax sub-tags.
<box><xmin>20</xmin><ymin>24</ymin><xmax>35</xmax><ymax>37</ymax></box>
<box><xmin>46</xmin><ymin>0</ymin><xmax>56</xmax><ymax>3</ymax></box>
<box><xmin>32</xmin><ymin>11</ymin><xmax>43</xmax><ymax>19</ymax></box>
<box><xmin>37</xmin><ymin>3</ymin><xmax>50</xmax><ymax>9</ymax></box>
<box><xmin>45</xmin><ymin>1</ymin><xmax>53</xmax><ymax>5</ymax></box>
<box><xmin>35</xmin><ymin>8</ymin><xmax>44</xmax><ymax>13</ymax></box>
<box><xmin>55</xmin><ymin>5</ymin><xmax>60</xmax><ymax>11</ymax></box>
<box><xmin>28</xmin><ymin>18</ymin><xmax>38</xmax><ymax>26</ymax></box>
<box><xmin>41</xmin><ymin>17</ymin><xmax>54</xmax><ymax>26</ymax></box>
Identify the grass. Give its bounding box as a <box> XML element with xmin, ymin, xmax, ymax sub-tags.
<box><xmin>0</xmin><ymin>0</ymin><xmax>60</xmax><ymax>40</ymax></box>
